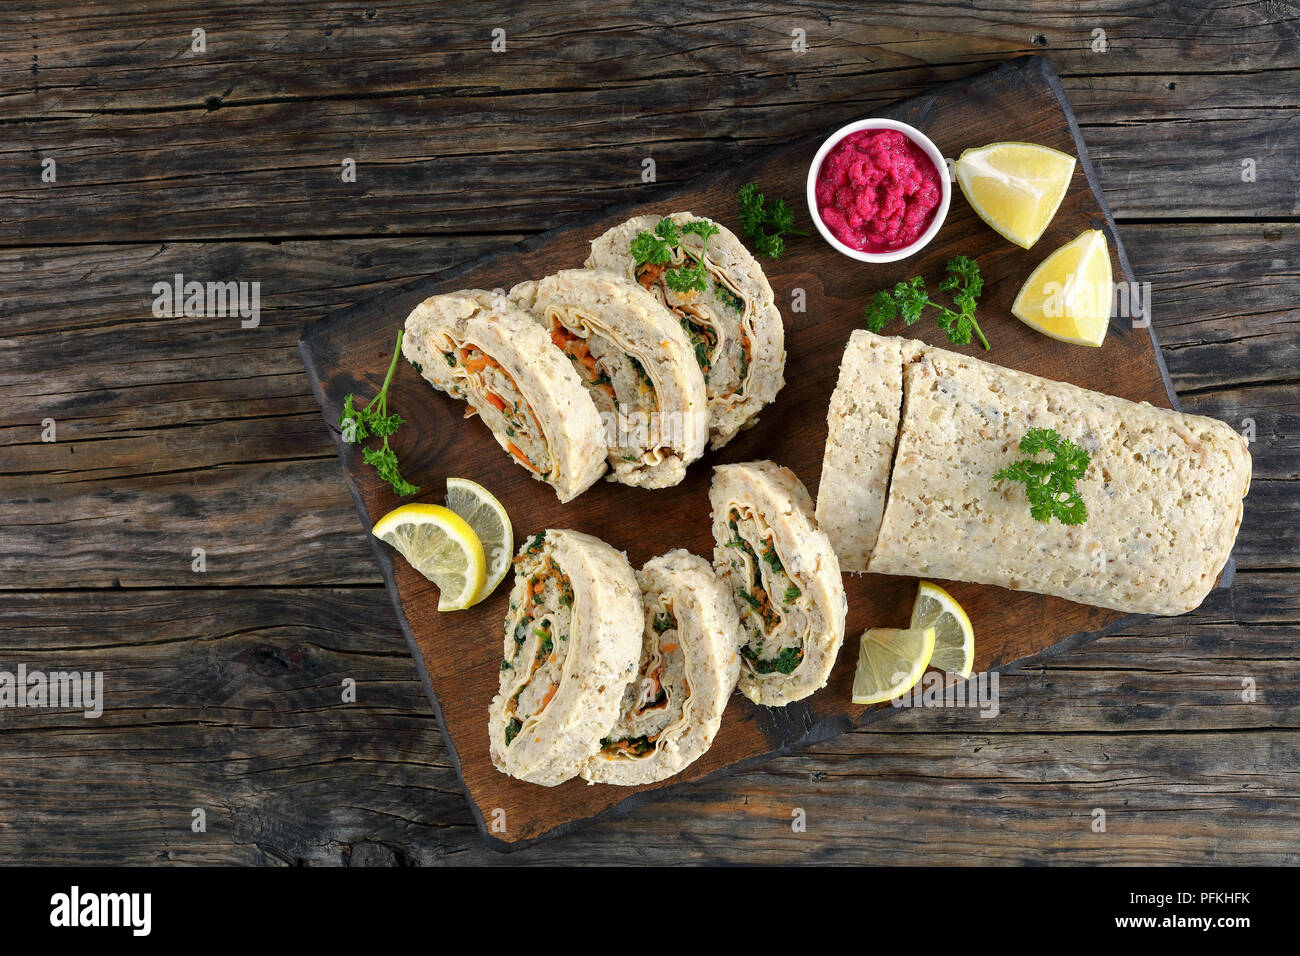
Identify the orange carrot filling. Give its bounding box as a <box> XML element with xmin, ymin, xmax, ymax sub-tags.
<box><xmin>507</xmin><ymin>442</ymin><xmax>536</xmax><ymax>471</ymax></box>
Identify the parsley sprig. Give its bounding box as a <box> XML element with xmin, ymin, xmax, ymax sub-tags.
<box><xmin>865</xmin><ymin>255</ymin><xmax>990</xmax><ymax>350</ymax></box>
<box><xmin>993</xmin><ymin>427</ymin><xmax>1091</xmax><ymax>525</ymax></box>
<box><xmin>630</xmin><ymin>217</ymin><xmax>720</xmax><ymax>294</ymax></box>
<box><xmin>737</xmin><ymin>182</ymin><xmax>806</xmax><ymax>259</ymax></box>
<box><xmin>338</xmin><ymin>331</ymin><xmax>420</xmax><ymax>497</ymax></box>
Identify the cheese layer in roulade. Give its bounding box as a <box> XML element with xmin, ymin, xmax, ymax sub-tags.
<box><xmin>581</xmin><ymin>549</ymin><xmax>741</xmax><ymax>786</ymax></box>
<box><xmin>586</xmin><ymin>212</ymin><xmax>786</xmax><ymax>450</ymax></box>
<box><xmin>489</xmin><ymin>530</ymin><xmax>641</xmax><ymax>787</ymax></box>
<box><xmin>509</xmin><ymin>269</ymin><xmax>709</xmax><ymax>489</ymax></box>
<box><xmin>402</xmin><ymin>290</ymin><xmax>607</xmax><ymax>502</ymax></box>
<box><xmin>710</xmin><ymin>461</ymin><xmax>847</xmax><ymax>706</ymax></box>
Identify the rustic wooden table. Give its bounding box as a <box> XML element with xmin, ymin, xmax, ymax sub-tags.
<box><xmin>2</xmin><ymin>1</ymin><xmax>1296</xmax><ymax>865</ymax></box>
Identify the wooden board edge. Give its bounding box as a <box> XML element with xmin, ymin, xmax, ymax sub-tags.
<box><xmin>295</xmin><ymin>54</ymin><xmax>1237</xmax><ymax>851</ymax></box>
<box><xmin>1030</xmin><ymin>55</ymin><xmax>1237</xmax><ymax>589</ymax></box>
<box><xmin>477</xmin><ymin>607</ymin><xmax>1149</xmax><ymax>853</ymax></box>
<box><xmin>1030</xmin><ymin>56</ymin><xmax>1180</xmax><ymax>412</ymax></box>
<box><xmin>295</xmin><ymin>337</ymin><xmax>502</xmax><ymax>845</ymax></box>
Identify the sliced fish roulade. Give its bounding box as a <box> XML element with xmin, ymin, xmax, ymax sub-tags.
<box><xmin>402</xmin><ymin>290</ymin><xmax>607</xmax><ymax>502</ymax></box>
<box><xmin>509</xmin><ymin>269</ymin><xmax>709</xmax><ymax>489</ymax></box>
<box><xmin>580</xmin><ymin>549</ymin><xmax>741</xmax><ymax>786</ymax></box>
<box><xmin>489</xmin><ymin>529</ymin><xmax>641</xmax><ymax>787</ymax></box>
<box><xmin>586</xmin><ymin>212</ymin><xmax>786</xmax><ymax>449</ymax></box>
<box><xmin>710</xmin><ymin>461</ymin><xmax>847</xmax><ymax>706</ymax></box>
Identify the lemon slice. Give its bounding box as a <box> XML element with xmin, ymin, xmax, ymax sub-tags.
<box><xmin>851</xmin><ymin>627</ymin><xmax>936</xmax><ymax>705</ymax></box>
<box><xmin>444</xmin><ymin>477</ymin><xmax>513</xmax><ymax>606</ymax></box>
<box><xmin>1011</xmin><ymin>229</ymin><xmax>1113</xmax><ymax>347</ymax></box>
<box><xmin>372</xmin><ymin>503</ymin><xmax>486</xmax><ymax>611</ymax></box>
<box><xmin>910</xmin><ymin>581</ymin><xmax>975</xmax><ymax>679</ymax></box>
<box><xmin>955</xmin><ymin>142</ymin><xmax>1076</xmax><ymax>248</ymax></box>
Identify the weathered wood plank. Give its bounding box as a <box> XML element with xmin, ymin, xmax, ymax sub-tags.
<box><xmin>619</xmin><ymin>728</ymin><xmax>1300</xmax><ymax>865</ymax></box>
<box><xmin>4</xmin><ymin>78</ymin><xmax>1292</xmax><ymax>243</ymax></box>
<box><xmin>0</xmin><ymin>576</ymin><xmax>1294</xmax><ymax>863</ymax></box>
<box><xmin>0</xmin><ymin>0</ymin><xmax>1295</xmax><ymax>865</ymax></box>
<box><xmin>3</xmin><ymin>2</ymin><xmax>1298</xmax><ymax>243</ymax></box>
<box><xmin>1070</xmin><ymin>70</ymin><xmax>1300</xmax><ymax>218</ymax></box>
<box><xmin>0</xmin><ymin>459</ymin><xmax>377</xmax><ymax>588</ymax></box>
<box><xmin>0</xmin><ymin>236</ymin><xmax>511</xmax><ymax>488</ymax></box>
<box><xmin>7</xmin><ymin>0</ymin><xmax>1297</xmax><ymax>116</ymax></box>
<box><xmin>5</xmin><ymin>720</ymin><xmax>1297</xmax><ymax>864</ymax></box>
<box><xmin>0</xmin><ymin>235</ymin><xmax>516</xmax><ymax>338</ymax></box>
<box><xmin>1123</xmin><ymin>226</ymin><xmax>1300</xmax><ymax>396</ymax></box>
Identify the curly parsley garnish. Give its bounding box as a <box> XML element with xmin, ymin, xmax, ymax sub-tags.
<box><xmin>737</xmin><ymin>182</ymin><xmax>807</xmax><ymax>259</ymax></box>
<box><xmin>630</xmin><ymin>217</ymin><xmax>720</xmax><ymax>294</ymax></box>
<box><xmin>865</xmin><ymin>255</ymin><xmax>989</xmax><ymax>350</ymax></box>
<box><xmin>993</xmin><ymin>427</ymin><xmax>1091</xmax><ymax>525</ymax></box>
<box><xmin>338</xmin><ymin>330</ymin><xmax>419</xmax><ymax>497</ymax></box>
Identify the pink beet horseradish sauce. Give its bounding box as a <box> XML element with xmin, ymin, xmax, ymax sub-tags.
<box><xmin>814</xmin><ymin>128</ymin><xmax>944</xmax><ymax>254</ymax></box>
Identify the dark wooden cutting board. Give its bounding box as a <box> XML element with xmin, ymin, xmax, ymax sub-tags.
<box><xmin>300</xmin><ymin>56</ymin><xmax>1204</xmax><ymax>850</ymax></box>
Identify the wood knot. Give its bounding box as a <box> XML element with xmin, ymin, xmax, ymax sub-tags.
<box><xmin>235</xmin><ymin>643</ymin><xmax>304</xmax><ymax>677</ymax></box>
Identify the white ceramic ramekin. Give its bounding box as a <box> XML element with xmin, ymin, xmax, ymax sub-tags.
<box><xmin>806</xmin><ymin>118</ymin><xmax>952</xmax><ymax>264</ymax></box>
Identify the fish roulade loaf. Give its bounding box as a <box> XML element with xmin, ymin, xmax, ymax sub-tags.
<box><xmin>586</xmin><ymin>212</ymin><xmax>786</xmax><ymax>450</ymax></box>
<box><xmin>489</xmin><ymin>530</ymin><xmax>641</xmax><ymax>787</ymax></box>
<box><xmin>402</xmin><ymin>290</ymin><xmax>607</xmax><ymax>503</ymax></box>
<box><xmin>821</xmin><ymin>330</ymin><xmax>1252</xmax><ymax>616</ymax></box>
<box><xmin>581</xmin><ymin>549</ymin><xmax>741</xmax><ymax>786</ymax></box>
<box><xmin>710</xmin><ymin>461</ymin><xmax>847</xmax><ymax>706</ymax></box>
<box><xmin>509</xmin><ymin>269</ymin><xmax>709</xmax><ymax>489</ymax></box>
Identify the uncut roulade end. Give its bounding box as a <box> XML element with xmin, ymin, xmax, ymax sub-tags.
<box><xmin>817</xmin><ymin>330</ymin><xmax>1252</xmax><ymax>616</ymax></box>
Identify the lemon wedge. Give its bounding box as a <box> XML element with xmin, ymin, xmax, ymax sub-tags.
<box><xmin>851</xmin><ymin>627</ymin><xmax>936</xmax><ymax>705</ymax></box>
<box><xmin>955</xmin><ymin>141</ymin><xmax>1076</xmax><ymax>248</ymax></box>
<box><xmin>444</xmin><ymin>477</ymin><xmax>513</xmax><ymax>606</ymax></box>
<box><xmin>1011</xmin><ymin>229</ymin><xmax>1113</xmax><ymax>347</ymax></box>
<box><xmin>910</xmin><ymin>581</ymin><xmax>975</xmax><ymax>679</ymax></box>
<box><xmin>372</xmin><ymin>503</ymin><xmax>486</xmax><ymax>611</ymax></box>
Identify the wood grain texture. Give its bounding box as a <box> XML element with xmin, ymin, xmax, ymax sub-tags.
<box><xmin>0</xmin><ymin>574</ymin><xmax>1293</xmax><ymax>864</ymax></box>
<box><xmin>9</xmin><ymin>0</ymin><xmax>1299</xmax><ymax>117</ymax></box>
<box><xmin>3</xmin><ymin>2</ymin><xmax>1298</xmax><ymax>244</ymax></box>
<box><xmin>301</xmin><ymin>56</ymin><xmax>1219</xmax><ymax>847</ymax></box>
<box><xmin>0</xmin><ymin>0</ymin><xmax>1296</xmax><ymax>864</ymax></box>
